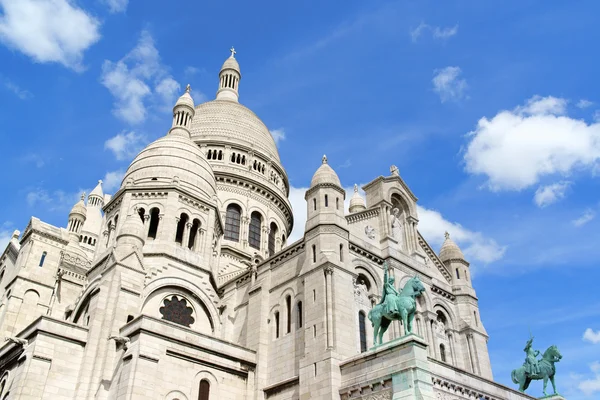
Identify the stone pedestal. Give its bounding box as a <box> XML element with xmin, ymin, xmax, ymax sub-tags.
<box><xmin>339</xmin><ymin>334</ymin><xmax>435</xmax><ymax>399</ymax></box>
<box><xmin>539</xmin><ymin>395</ymin><xmax>566</xmax><ymax>400</ymax></box>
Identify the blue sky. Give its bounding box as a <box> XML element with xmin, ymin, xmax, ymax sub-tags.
<box><xmin>1</xmin><ymin>0</ymin><xmax>600</xmax><ymax>396</ymax></box>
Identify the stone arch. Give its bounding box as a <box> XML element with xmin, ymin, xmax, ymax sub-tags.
<box><xmin>141</xmin><ymin>277</ymin><xmax>221</xmax><ymax>335</ymax></box>
<box><xmin>387</xmin><ymin>188</ymin><xmax>417</xmax><ymax>218</ymax></box>
<box><xmin>191</xmin><ymin>370</ymin><xmax>220</xmax><ymax>400</ymax></box>
<box><xmin>432</xmin><ymin>301</ymin><xmax>457</xmax><ymax>331</ymax></box>
<box><xmin>70</xmin><ymin>279</ymin><xmax>101</xmax><ymax>323</ymax></box>
<box><xmin>350</xmin><ymin>260</ymin><xmax>382</xmax><ymax>293</ymax></box>
<box><xmin>164</xmin><ymin>390</ymin><xmax>188</xmax><ymax>400</ymax></box>
<box><xmin>222</xmin><ymin>198</ymin><xmax>247</xmax><ymax>215</ymax></box>
<box><xmin>23</xmin><ymin>289</ymin><xmax>40</xmax><ymax>305</ymax></box>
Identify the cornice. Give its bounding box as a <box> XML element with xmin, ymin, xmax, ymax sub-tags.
<box><xmin>346</xmin><ymin>207</ymin><xmax>380</xmax><ymax>224</ymax></box>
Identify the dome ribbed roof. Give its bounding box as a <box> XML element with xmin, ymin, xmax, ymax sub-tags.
<box><xmin>310</xmin><ymin>155</ymin><xmax>341</xmax><ymax>187</ymax></box>
<box><xmin>190</xmin><ymin>100</ymin><xmax>280</xmax><ymax>162</ymax></box>
<box><xmin>439</xmin><ymin>232</ymin><xmax>465</xmax><ymax>262</ymax></box>
<box><xmin>122</xmin><ymin>134</ymin><xmax>216</xmax><ymax>201</ymax></box>
<box><xmin>221</xmin><ymin>56</ymin><xmax>240</xmax><ymax>72</ymax></box>
<box><xmin>349</xmin><ymin>184</ymin><xmax>366</xmax><ymax>213</ymax></box>
<box><xmin>176</xmin><ymin>91</ymin><xmax>194</xmax><ymax>108</ymax></box>
<box><xmin>69</xmin><ymin>195</ymin><xmax>87</xmax><ymax>218</ymax></box>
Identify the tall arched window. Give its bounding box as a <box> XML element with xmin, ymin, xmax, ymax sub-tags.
<box><xmin>268</xmin><ymin>222</ymin><xmax>278</xmax><ymax>257</ymax></box>
<box><xmin>175</xmin><ymin>213</ymin><xmax>189</xmax><ymax>244</ymax></box>
<box><xmin>440</xmin><ymin>344</ymin><xmax>446</xmax><ymax>362</ymax></box>
<box><xmin>248</xmin><ymin>212</ymin><xmax>262</xmax><ymax>250</ymax></box>
<box><xmin>313</xmin><ymin>198</ymin><xmax>316</xmax><ymax>211</ymax></box>
<box><xmin>456</xmin><ymin>268</ymin><xmax>460</xmax><ymax>279</ymax></box>
<box><xmin>224</xmin><ymin>204</ymin><xmax>241</xmax><ymax>242</ymax></box>
<box><xmin>39</xmin><ymin>251</ymin><xmax>47</xmax><ymax>267</ymax></box>
<box><xmin>325</xmin><ymin>194</ymin><xmax>328</xmax><ymax>207</ymax></box>
<box><xmin>137</xmin><ymin>207</ymin><xmax>145</xmax><ymax>222</ymax></box>
<box><xmin>286</xmin><ymin>295</ymin><xmax>292</xmax><ymax>333</ymax></box>
<box><xmin>188</xmin><ymin>219</ymin><xmax>201</xmax><ymax>250</ymax></box>
<box><xmin>199</xmin><ymin>379</ymin><xmax>210</xmax><ymax>400</ymax></box>
<box><xmin>359</xmin><ymin>311</ymin><xmax>367</xmax><ymax>353</ymax></box>
<box><xmin>312</xmin><ymin>245</ymin><xmax>316</xmax><ymax>263</ymax></box>
<box><xmin>274</xmin><ymin>311</ymin><xmax>280</xmax><ymax>339</ymax></box>
<box><xmin>297</xmin><ymin>301</ymin><xmax>303</xmax><ymax>328</ymax></box>
<box><xmin>147</xmin><ymin>208</ymin><xmax>160</xmax><ymax>239</ymax></box>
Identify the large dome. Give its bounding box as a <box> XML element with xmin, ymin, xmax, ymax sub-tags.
<box><xmin>122</xmin><ymin>134</ymin><xmax>217</xmax><ymax>201</ymax></box>
<box><xmin>190</xmin><ymin>100</ymin><xmax>280</xmax><ymax>163</ymax></box>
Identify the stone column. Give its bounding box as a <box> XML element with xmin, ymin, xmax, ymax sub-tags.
<box><xmin>143</xmin><ymin>213</ymin><xmax>150</xmax><ymax>229</ymax></box>
<box><xmin>324</xmin><ymin>266</ymin><xmax>334</xmax><ymax>349</ymax></box>
<box><xmin>447</xmin><ymin>331</ymin><xmax>455</xmax><ymax>366</ymax></box>
<box><xmin>182</xmin><ymin>222</ymin><xmax>192</xmax><ymax>248</ymax></box>
<box><xmin>199</xmin><ymin>227</ymin><xmax>207</xmax><ymax>254</ymax></box>
<box><xmin>429</xmin><ymin>320</ymin><xmax>438</xmax><ymax>360</ymax></box>
<box><xmin>157</xmin><ymin>214</ymin><xmax>165</xmax><ymax>240</ymax></box>
<box><xmin>466</xmin><ymin>332</ymin><xmax>480</xmax><ymax>374</ymax></box>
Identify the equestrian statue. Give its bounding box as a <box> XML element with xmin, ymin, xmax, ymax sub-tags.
<box><xmin>511</xmin><ymin>335</ymin><xmax>562</xmax><ymax>396</ymax></box>
<box><xmin>368</xmin><ymin>262</ymin><xmax>426</xmax><ymax>346</ymax></box>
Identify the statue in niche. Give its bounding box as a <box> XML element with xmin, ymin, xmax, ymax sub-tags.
<box><xmin>390</xmin><ymin>208</ymin><xmax>404</xmax><ymax>248</ymax></box>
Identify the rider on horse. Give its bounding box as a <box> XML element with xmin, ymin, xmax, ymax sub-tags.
<box><xmin>523</xmin><ymin>336</ymin><xmax>540</xmax><ymax>376</ymax></box>
<box><xmin>378</xmin><ymin>263</ymin><xmax>399</xmax><ymax>317</ymax></box>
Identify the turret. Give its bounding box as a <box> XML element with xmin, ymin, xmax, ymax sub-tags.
<box><xmin>439</xmin><ymin>231</ymin><xmax>470</xmax><ymax>284</ymax></box>
<box><xmin>67</xmin><ymin>193</ymin><xmax>87</xmax><ymax>241</ymax></box>
<box><xmin>80</xmin><ymin>180</ymin><xmax>104</xmax><ymax>252</ymax></box>
<box><xmin>169</xmin><ymin>84</ymin><xmax>196</xmax><ymax>137</ymax></box>
<box><xmin>348</xmin><ymin>184</ymin><xmax>366</xmax><ymax>213</ymax></box>
<box><xmin>216</xmin><ymin>47</ymin><xmax>241</xmax><ymax>102</ymax></box>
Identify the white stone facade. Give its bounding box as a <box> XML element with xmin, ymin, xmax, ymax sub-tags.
<box><xmin>0</xmin><ymin>51</ymin><xmax>535</xmax><ymax>400</ymax></box>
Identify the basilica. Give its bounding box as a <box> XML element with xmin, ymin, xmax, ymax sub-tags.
<box><xmin>0</xmin><ymin>51</ymin><xmax>536</xmax><ymax>399</ymax></box>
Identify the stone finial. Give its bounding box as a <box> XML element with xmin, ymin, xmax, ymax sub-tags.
<box><xmin>444</xmin><ymin>231</ymin><xmax>450</xmax><ymax>240</ymax></box>
<box><xmin>80</xmin><ymin>192</ymin><xmax>86</xmax><ymax>200</ymax></box>
<box><xmin>230</xmin><ymin>46</ymin><xmax>236</xmax><ymax>58</ymax></box>
<box><xmin>322</xmin><ymin>155</ymin><xmax>328</xmax><ymax>164</ymax></box>
<box><xmin>354</xmin><ymin>184</ymin><xmax>358</xmax><ymax>193</ymax></box>
<box><xmin>186</xmin><ymin>83</ymin><xmax>191</xmax><ymax>93</ymax></box>
<box><xmin>390</xmin><ymin>165</ymin><xmax>399</xmax><ymax>176</ymax></box>
<box><xmin>98</xmin><ymin>179</ymin><xmax>103</xmax><ymax>185</ymax></box>
<box><xmin>11</xmin><ymin>230</ymin><xmax>19</xmax><ymax>240</ymax></box>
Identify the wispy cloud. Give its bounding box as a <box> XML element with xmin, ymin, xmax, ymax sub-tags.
<box><xmin>101</xmin><ymin>30</ymin><xmax>180</xmax><ymax>124</ymax></box>
<box><xmin>0</xmin><ymin>0</ymin><xmax>100</xmax><ymax>71</ymax></box>
<box><xmin>104</xmin><ymin>131</ymin><xmax>146</xmax><ymax>161</ymax></box>
<box><xmin>577</xmin><ymin>99</ymin><xmax>594</xmax><ymax>109</ymax></box>
<box><xmin>579</xmin><ymin>362</ymin><xmax>600</xmax><ymax>396</ymax></box>
<box><xmin>583</xmin><ymin>328</ymin><xmax>600</xmax><ymax>344</ymax></box>
<box><xmin>464</xmin><ymin>95</ymin><xmax>600</xmax><ymax>191</ymax></box>
<box><xmin>103</xmin><ymin>169</ymin><xmax>125</xmax><ymax>193</ymax></box>
<box><xmin>432</xmin><ymin>66</ymin><xmax>467</xmax><ymax>103</ymax></box>
<box><xmin>410</xmin><ymin>22</ymin><xmax>458</xmax><ymax>42</ymax></box>
<box><xmin>0</xmin><ymin>222</ymin><xmax>14</xmax><ymax>252</ymax></box>
<box><xmin>1</xmin><ymin>77</ymin><xmax>32</xmax><ymax>99</ymax></box>
<box><xmin>102</xmin><ymin>0</ymin><xmax>128</xmax><ymax>13</ymax></box>
<box><xmin>270</xmin><ymin>128</ymin><xmax>286</xmax><ymax>145</ymax></box>
<box><xmin>573</xmin><ymin>209</ymin><xmax>595</xmax><ymax>227</ymax></box>
<box><xmin>533</xmin><ymin>181</ymin><xmax>571</xmax><ymax>207</ymax></box>
<box><xmin>26</xmin><ymin>188</ymin><xmax>86</xmax><ymax>212</ymax></box>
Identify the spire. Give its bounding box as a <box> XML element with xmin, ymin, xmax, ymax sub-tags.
<box><xmin>439</xmin><ymin>231</ymin><xmax>465</xmax><ymax>263</ymax></box>
<box><xmin>216</xmin><ymin>48</ymin><xmax>241</xmax><ymax>102</ymax></box>
<box><xmin>169</xmin><ymin>85</ymin><xmax>196</xmax><ymax>137</ymax></box>
<box><xmin>67</xmin><ymin>193</ymin><xmax>87</xmax><ymax>236</ymax></box>
<box><xmin>310</xmin><ymin>155</ymin><xmax>341</xmax><ymax>188</ymax></box>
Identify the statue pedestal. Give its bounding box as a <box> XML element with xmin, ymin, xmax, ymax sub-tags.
<box><xmin>340</xmin><ymin>334</ymin><xmax>435</xmax><ymax>400</ymax></box>
<box><xmin>539</xmin><ymin>395</ymin><xmax>566</xmax><ymax>400</ymax></box>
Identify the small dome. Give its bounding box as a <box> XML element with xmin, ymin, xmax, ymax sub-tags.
<box><xmin>175</xmin><ymin>85</ymin><xmax>195</xmax><ymax>109</ymax></box>
<box><xmin>310</xmin><ymin>155</ymin><xmax>341</xmax><ymax>188</ymax></box>
<box><xmin>439</xmin><ymin>232</ymin><xmax>465</xmax><ymax>262</ymax></box>
<box><xmin>122</xmin><ymin>134</ymin><xmax>217</xmax><ymax>201</ymax></box>
<box><xmin>221</xmin><ymin>49</ymin><xmax>240</xmax><ymax>73</ymax></box>
<box><xmin>349</xmin><ymin>184</ymin><xmax>366</xmax><ymax>213</ymax></box>
<box><xmin>117</xmin><ymin>214</ymin><xmax>146</xmax><ymax>244</ymax></box>
<box><xmin>69</xmin><ymin>194</ymin><xmax>87</xmax><ymax>218</ymax></box>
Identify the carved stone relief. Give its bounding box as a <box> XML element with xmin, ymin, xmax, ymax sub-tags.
<box><xmin>364</xmin><ymin>225</ymin><xmax>376</xmax><ymax>239</ymax></box>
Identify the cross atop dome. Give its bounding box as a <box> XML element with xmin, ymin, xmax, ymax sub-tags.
<box><xmin>186</xmin><ymin>84</ymin><xmax>191</xmax><ymax>93</ymax></box>
<box><xmin>230</xmin><ymin>47</ymin><xmax>236</xmax><ymax>58</ymax></box>
<box><xmin>322</xmin><ymin>155</ymin><xmax>328</xmax><ymax>164</ymax></box>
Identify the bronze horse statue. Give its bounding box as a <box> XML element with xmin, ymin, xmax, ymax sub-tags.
<box><xmin>368</xmin><ymin>267</ymin><xmax>426</xmax><ymax>346</ymax></box>
<box><xmin>511</xmin><ymin>344</ymin><xmax>562</xmax><ymax>396</ymax></box>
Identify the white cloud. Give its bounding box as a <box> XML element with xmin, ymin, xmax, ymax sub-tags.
<box><xmin>411</xmin><ymin>22</ymin><xmax>458</xmax><ymax>42</ymax></box>
<box><xmin>464</xmin><ymin>95</ymin><xmax>600</xmax><ymax>191</ymax></box>
<box><xmin>26</xmin><ymin>188</ymin><xmax>84</xmax><ymax>211</ymax></box>
<box><xmin>270</xmin><ymin>129</ymin><xmax>286</xmax><ymax>145</ymax></box>
<box><xmin>104</xmin><ymin>131</ymin><xmax>146</xmax><ymax>161</ymax></box>
<box><xmin>579</xmin><ymin>362</ymin><xmax>600</xmax><ymax>396</ymax></box>
<box><xmin>286</xmin><ymin>185</ymin><xmax>504</xmax><ymax>265</ymax></box>
<box><xmin>0</xmin><ymin>223</ymin><xmax>13</xmax><ymax>252</ymax></box>
<box><xmin>417</xmin><ymin>206</ymin><xmax>506</xmax><ymax>264</ymax></box>
<box><xmin>101</xmin><ymin>30</ymin><xmax>180</xmax><ymax>124</ymax></box>
<box><xmin>432</xmin><ymin>66</ymin><xmax>467</xmax><ymax>103</ymax></box>
<box><xmin>533</xmin><ymin>181</ymin><xmax>571</xmax><ymax>207</ymax></box>
<box><xmin>577</xmin><ymin>99</ymin><xmax>594</xmax><ymax>109</ymax></box>
<box><xmin>0</xmin><ymin>0</ymin><xmax>100</xmax><ymax>71</ymax></box>
<box><xmin>573</xmin><ymin>209</ymin><xmax>595</xmax><ymax>227</ymax></box>
<box><xmin>103</xmin><ymin>169</ymin><xmax>125</xmax><ymax>193</ymax></box>
<box><xmin>584</xmin><ymin>328</ymin><xmax>600</xmax><ymax>344</ymax></box>
<box><xmin>2</xmin><ymin>78</ymin><xmax>32</xmax><ymax>99</ymax></box>
<box><xmin>103</xmin><ymin>0</ymin><xmax>128</xmax><ymax>13</ymax></box>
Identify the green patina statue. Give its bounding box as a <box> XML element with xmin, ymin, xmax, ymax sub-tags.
<box><xmin>368</xmin><ymin>262</ymin><xmax>426</xmax><ymax>346</ymax></box>
<box><xmin>511</xmin><ymin>335</ymin><xmax>562</xmax><ymax>396</ymax></box>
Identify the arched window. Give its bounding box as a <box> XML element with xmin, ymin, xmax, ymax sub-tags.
<box><xmin>325</xmin><ymin>194</ymin><xmax>328</xmax><ymax>207</ymax></box>
<box><xmin>248</xmin><ymin>212</ymin><xmax>262</xmax><ymax>250</ymax></box>
<box><xmin>313</xmin><ymin>198</ymin><xmax>317</xmax><ymax>211</ymax></box>
<box><xmin>339</xmin><ymin>244</ymin><xmax>344</xmax><ymax>262</ymax></box>
<box><xmin>224</xmin><ymin>204</ymin><xmax>241</xmax><ymax>242</ymax></box>
<box><xmin>207</xmin><ymin>149</ymin><xmax>212</xmax><ymax>159</ymax></box>
<box><xmin>474</xmin><ymin>311</ymin><xmax>478</xmax><ymax>326</ymax></box>
<box><xmin>199</xmin><ymin>379</ymin><xmax>210</xmax><ymax>400</ymax></box>
<box><xmin>218</xmin><ymin>150</ymin><xmax>223</xmax><ymax>160</ymax></box>
<box><xmin>359</xmin><ymin>311</ymin><xmax>367</xmax><ymax>353</ymax></box>
<box><xmin>231</xmin><ymin>152</ymin><xmax>236</xmax><ymax>162</ymax></box>
<box><xmin>274</xmin><ymin>311</ymin><xmax>280</xmax><ymax>339</ymax></box>
<box><xmin>440</xmin><ymin>344</ymin><xmax>446</xmax><ymax>362</ymax></box>
<box><xmin>147</xmin><ymin>208</ymin><xmax>160</xmax><ymax>239</ymax></box>
<box><xmin>336</xmin><ymin>197</ymin><xmax>339</xmax><ymax>210</ymax></box>
<box><xmin>312</xmin><ymin>245</ymin><xmax>316</xmax><ymax>263</ymax></box>
<box><xmin>268</xmin><ymin>222</ymin><xmax>278</xmax><ymax>257</ymax></box>
<box><xmin>88</xmin><ymin>237</ymin><xmax>92</xmax><ymax>245</ymax></box>
<box><xmin>39</xmin><ymin>251</ymin><xmax>47</xmax><ymax>267</ymax></box>
<box><xmin>188</xmin><ymin>219</ymin><xmax>201</xmax><ymax>250</ymax></box>
<box><xmin>297</xmin><ymin>301</ymin><xmax>303</xmax><ymax>328</ymax></box>
<box><xmin>137</xmin><ymin>207</ymin><xmax>145</xmax><ymax>222</ymax></box>
<box><xmin>175</xmin><ymin>213</ymin><xmax>189</xmax><ymax>245</ymax></box>
<box><xmin>286</xmin><ymin>295</ymin><xmax>291</xmax><ymax>333</ymax></box>
<box><xmin>455</xmin><ymin>268</ymin><xmax>460</xmax><ymax>279</ymax></box>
